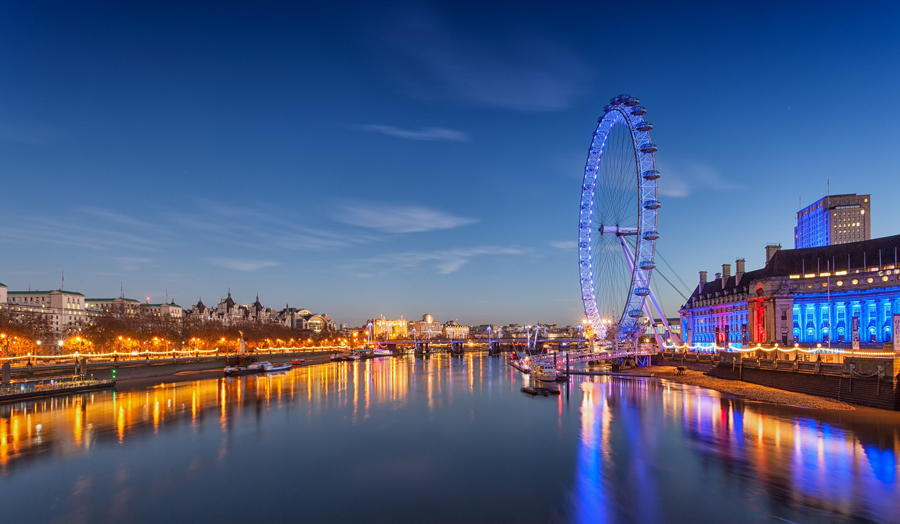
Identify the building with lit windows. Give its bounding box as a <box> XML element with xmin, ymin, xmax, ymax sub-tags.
<box><xmin>301</xmin><ymin>311</ymin><xmax>334</xmax><ymax>333</ymax></box>
<box><xmin>442</xmin><ymin>321</ymin><xmax>469</xmax><ymax>339</ymax></box>
<box><xmin>372</xmin><ymin>317</ymin><xmax>408</xmax><ymax>339</ymax></box>
<box><xmin>680</xmin><ymin>235</ymin><xmax>900</xmax><ymax>355</ymax></box>
<box><xmin>141</xmin><ymin>301</ymin><xmax>184</xmax><ymax>320</ymax></box>
<box><xmin>408</xmin><ymin>314</ymin><xmax>443</xmax><ymax>339</ymax></box>
<box><xmin>186</xmin><ymin>293</ymin><xmax>335</xmax><ymax>332</ymax></box>
<box><xmin>794</xmin><ymin>193</ymin><xmax>870</xmax><ymax>248</ymax></box>
<box><xmin>5</xmin><ymin>289</ymin><xmax>89</xmax><ymax>336</ymax></box>
<box><xmin>85</xmin><ymin>297</ymin><xmax>142</xmax><ymax>317</ymax></box>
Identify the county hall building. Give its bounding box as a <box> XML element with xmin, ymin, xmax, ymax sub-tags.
<box><xmin>679</xmin><ymin>235</ymin><xmax>900</xmax><ymax>355</ymax></box>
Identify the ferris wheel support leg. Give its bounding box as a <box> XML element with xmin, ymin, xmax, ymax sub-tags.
<box><xmin>618</xmin><ymin>237</ymin><xmax>671</xmax><ymax>351</ymax></box>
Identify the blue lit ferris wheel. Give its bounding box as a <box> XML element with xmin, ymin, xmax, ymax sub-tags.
<box><xmin>579</xmin><ymin>94</ymin><xmax>667</xmax><ymax>345</ymax></box>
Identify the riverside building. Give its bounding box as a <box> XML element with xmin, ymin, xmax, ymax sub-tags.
<box><xmin>3</xmin><ymin>287</ymin><xmax>89</xmax><ymax>336</ymax></box>
<box><xmin>187</xmin><ymin>292</ymin><xmax>335</xmax><ymax>332</ymax></box>
<box><xmin>680</xmin><ymin>235</ymin><xmax>900</xmax><ymax>356</ymax></box>
<box><xmin>85</xmin><ymin>297</ymin><xmax>142</xmax><ymax>317</ymax></box>
<box><xmin>794</xmin><ymin>193</ymin><xmax>870</xmax><ymax>248</ymax></box>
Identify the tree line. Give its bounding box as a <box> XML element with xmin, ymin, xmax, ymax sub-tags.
<box><xmin>0</xmin><ymin>308</ymin><xmax>342</xmax><ymax>357</ymax></box>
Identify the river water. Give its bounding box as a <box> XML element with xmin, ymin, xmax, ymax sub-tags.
<box><xmin>1</xmin><ymin>354</ymin><xmax>899</xmax><ymax>523</ymax></box>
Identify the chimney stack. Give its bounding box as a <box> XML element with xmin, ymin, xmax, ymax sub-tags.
<box><xmin>735</xmin><ymin>258</ymin><xmax>745</xmax><ymax>281</ymax></box>
<box><xmin>722</xmin><ymin>263</ymin><xmax>731</xmax><ymax>279</ymax></box>
<box><xmin>715</xmin><ymin>272</ymin><xmax>721</xmax><ymax>281</ymax></box>
<box><xmin>699</xmin><ymin>271</ymin><xmax>708</xmax><ymax>290</ymax></box>
<box><xmin>765</xmin><ymin>244</ymin><xmax>782</xmax><ymax>265</ymax></box>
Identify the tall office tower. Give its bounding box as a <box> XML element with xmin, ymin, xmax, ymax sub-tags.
<box><xmin>794</xmin><ymin>193</ymin><xmax>870</xmax><ymax>248</ymax></box>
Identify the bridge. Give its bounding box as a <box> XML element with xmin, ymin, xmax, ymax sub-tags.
<box><xmin>374</xmin><ymin>338</ymin><xmax>589</xmax><ymax>345</ymax></box>
<box><xmin>529</xmin><ymin>346</ymin><xmax>657</xmax><ymax>366</ymax></box>
<box><xmin>372</xmin><ymin>338</ymin><xmax>657</xmax><ymax>365</ymax></box>
<box><xmin>373</xmin><ymin>338</ymin><xmax>591</xmax><ymax>354</ymax></box>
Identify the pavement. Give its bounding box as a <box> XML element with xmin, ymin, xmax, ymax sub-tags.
<box><xmin>622</xmin><ymin>364</ymin><xmax>858</xmax><ymax>411</ymax></box>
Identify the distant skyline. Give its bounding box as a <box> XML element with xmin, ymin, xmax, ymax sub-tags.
<box><xmin>2</xmin><ymin>1</ymin><xmax>899</xmax><ymax>327</ymax></box>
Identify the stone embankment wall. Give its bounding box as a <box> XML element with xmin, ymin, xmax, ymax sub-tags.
<box><xmin>658</xmin><ymin>352</ymin><xmax>899</xmax><ymax>411</ymax></box>
<box><xmin>652</xmin><ymin>353</ymin><xmax>716</xmax><ymax>372</ymax></box>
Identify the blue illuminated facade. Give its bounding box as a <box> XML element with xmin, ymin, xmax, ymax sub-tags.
<box><xmin>791</xmin><ymin>288</ymin><xmax>899</xmax><ymax>345</ymax></box>
<box><xmin>794</xmin><ymin>193</ymin><xmax>870</xmax><ymax>249</ymax></box>
<box><xmin>681</xmin><ymin>235</ymin><xmax>900</xmax><ymax>352</ymax></box>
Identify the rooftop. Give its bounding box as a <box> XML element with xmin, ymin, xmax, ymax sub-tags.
<box><xmin>143</xmin><ymin>303</ymin><xmax>182</xmax><ymax>308</ymax></box>
<box><xmin>7</xmin><ymin>290</ymin><xmax>85</xmax><ymax>296</ymax></box>
<box><xmin>687</xmin><ymin>234</ymin><xmax>900</xmax><ymax>303</ymax></box>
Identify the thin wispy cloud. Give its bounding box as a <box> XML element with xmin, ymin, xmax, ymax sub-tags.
<box><xmin>212</xmin><ymin>259</ymin><xmax>280</xmax><ymax>272</ymax></box>
<box><xmin>370</xmin><ymin>246</ymin><xmax>524</xmax><ymax>274</ymax></box>
<box><xmin>656</xmin><ymin>162</ymin><xmax>744</xmax><ymax>198</ymax></box>
<box><xmin>359</xmin><ymin>125</ymin><xmax>470</xmax><ymax>142</ymax></box>
<box><xmin>383</xmin><ymin>10</ymin><xmax>591</xmax><ymax>112</ymax></box>
<box><xmin>112</xmin><ymin>257</ymin><xmax>154</xmax><ymax>272</ymax></box>
<box><xmin>165</xmin><ymin>200</ymin><xmax>366</xmax><ymax>251</ymax></box>
<box><xmin>550</xmin><ymin>241</ymin><xmax>576</xmax><ymax>250</ymax></box>
<box><xmin>0</xmin><ymin>217</ymin><xmax>160</xmax><ymax>252</ymax></box>
<box><xmin>335</xmin><ymin>202</ymin><xmax>477</xmax><ymax>233</ymax></box>
<box><xmin>80</xmin><ymin>207</ymin><xmax>160</xmax><ymax>230</ymax></box>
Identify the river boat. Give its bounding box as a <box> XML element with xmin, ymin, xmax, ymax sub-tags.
<box><xmin>291</xmin><ymin>359</ymin><xmax>305</xmax><ymax>366</ymax></box>
<box><xmin>224</xmin><ymin>361</ymin><xmax>268</xmax><ymax>376</ymax></box>
<box><xmin>331</xmin><ymin>353</ymin><xmax>360</xmax><ymax>362</ymax></box>
<box><xmin>263</xmin><ymin>362</ymin><xmax>292</xmax><ymax>372</ymax></box>
<box><xmin>1</xmin><ymin>378</ymin><xmax>115</xmax><ymax>403</ymax></box>
<box><xmin>530</xmin><ymin>363</ymin><xmax>558</xmax><ymax>382</ymax></box>
<box><xmin>510</xmin><ymin>359</ymin><xmax>530</xmax><ymax>374</ymax></box>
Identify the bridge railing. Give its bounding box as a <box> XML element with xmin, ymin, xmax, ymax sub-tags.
<box><xmin>529</xmin><ymin>346</ymin><xmax>657</xmax><ymax>364</ymax></box>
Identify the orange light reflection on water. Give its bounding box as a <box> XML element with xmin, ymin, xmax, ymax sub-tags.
<box><xmin>0</xmin><ymin>357</ymin><xmax>428</xmax><ymax>473</ymax></box>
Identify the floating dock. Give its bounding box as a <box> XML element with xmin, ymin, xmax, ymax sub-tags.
<box><xmin>521</xmin><ymin>386</ymin><xmax>560</xmax><ymax>396</ymax></box>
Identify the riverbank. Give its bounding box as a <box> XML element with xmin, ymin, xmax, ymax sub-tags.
<box><xmin>626</xmin><ymin>365</ymin><xmax>858</xmax><ymax>410</ymax></box>
<box><xmin>5</xmin><ymin>350</ymin><xmax>339</xmax><ymax>385</ymax></box>
<box><xmin>113</xmin><ymin>352</ymin><xmax>336</xmax><ymax>387</ymax></box>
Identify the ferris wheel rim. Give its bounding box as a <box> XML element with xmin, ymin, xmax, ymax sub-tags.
<box><xmin>578</xmin><ymin>94</ymin><xmax>659</xmax><ymax>340</ymax></box>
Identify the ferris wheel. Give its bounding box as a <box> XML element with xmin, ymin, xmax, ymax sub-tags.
<box><xmin>578</xmin><ymin>94</ymin><xmax>668</xmax><ymax>346</ymax></box>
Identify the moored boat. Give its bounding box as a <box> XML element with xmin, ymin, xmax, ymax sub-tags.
<box><xmin>224</xmin><ymin>361</ymin><xmax>268</xmax><ymax>376</ymax></box>
<box><xmin>531</xmin><ymin>363</ymin><xmax>558</xmax><ymax>382</ymax></box>
<box><xmin>510</xmin><ymin>359</ymin><xmax>530</xmax><ymax>374</ymax></box>
<box><xmin>291</xmin><ymin>359</ymin><xmax>305</xmax><ymax>366</ymax></box>
<box><xmin>262</xmin><ymin>362</ymin><xmax>292</xmax><ymax>372</ymax></box>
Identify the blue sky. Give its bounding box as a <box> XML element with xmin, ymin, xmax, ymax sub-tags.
<box><xmin>2</xmin><ymin>1</ymin><xmax>899</xmax><ymax>327</ymax></box>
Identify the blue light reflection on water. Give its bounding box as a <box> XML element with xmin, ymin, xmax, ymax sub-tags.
<box><xmin>568</xmin><ymin>376</ymin><xmax>900</xmax><ymax>523</ymax></box>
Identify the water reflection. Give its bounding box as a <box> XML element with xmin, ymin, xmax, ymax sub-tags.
<box><xmin>0</xmin><ymin>354</ymin><xmax>898</xmax><ymax>524</ymax></box>
<box><xmin>0</xmin><ymin>355</ymin><xmax>463</xmax><ymax>472</ymax></box>
<box><xmin>571</xmin><ymin>377</ymin><xmax>900</xmax><ymax>523</ymax></box>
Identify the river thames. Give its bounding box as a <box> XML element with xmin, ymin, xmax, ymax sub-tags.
<box><xmin>1</xmin><ymin>354</ymin><xmax>899</xmax><ymax>523</ymax></box>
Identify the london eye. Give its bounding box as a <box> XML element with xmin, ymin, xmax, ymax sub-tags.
<box><xmin>578</xmin><ymin>94</ymin><xmax>667</xmax><ymax>346</ymax></box>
